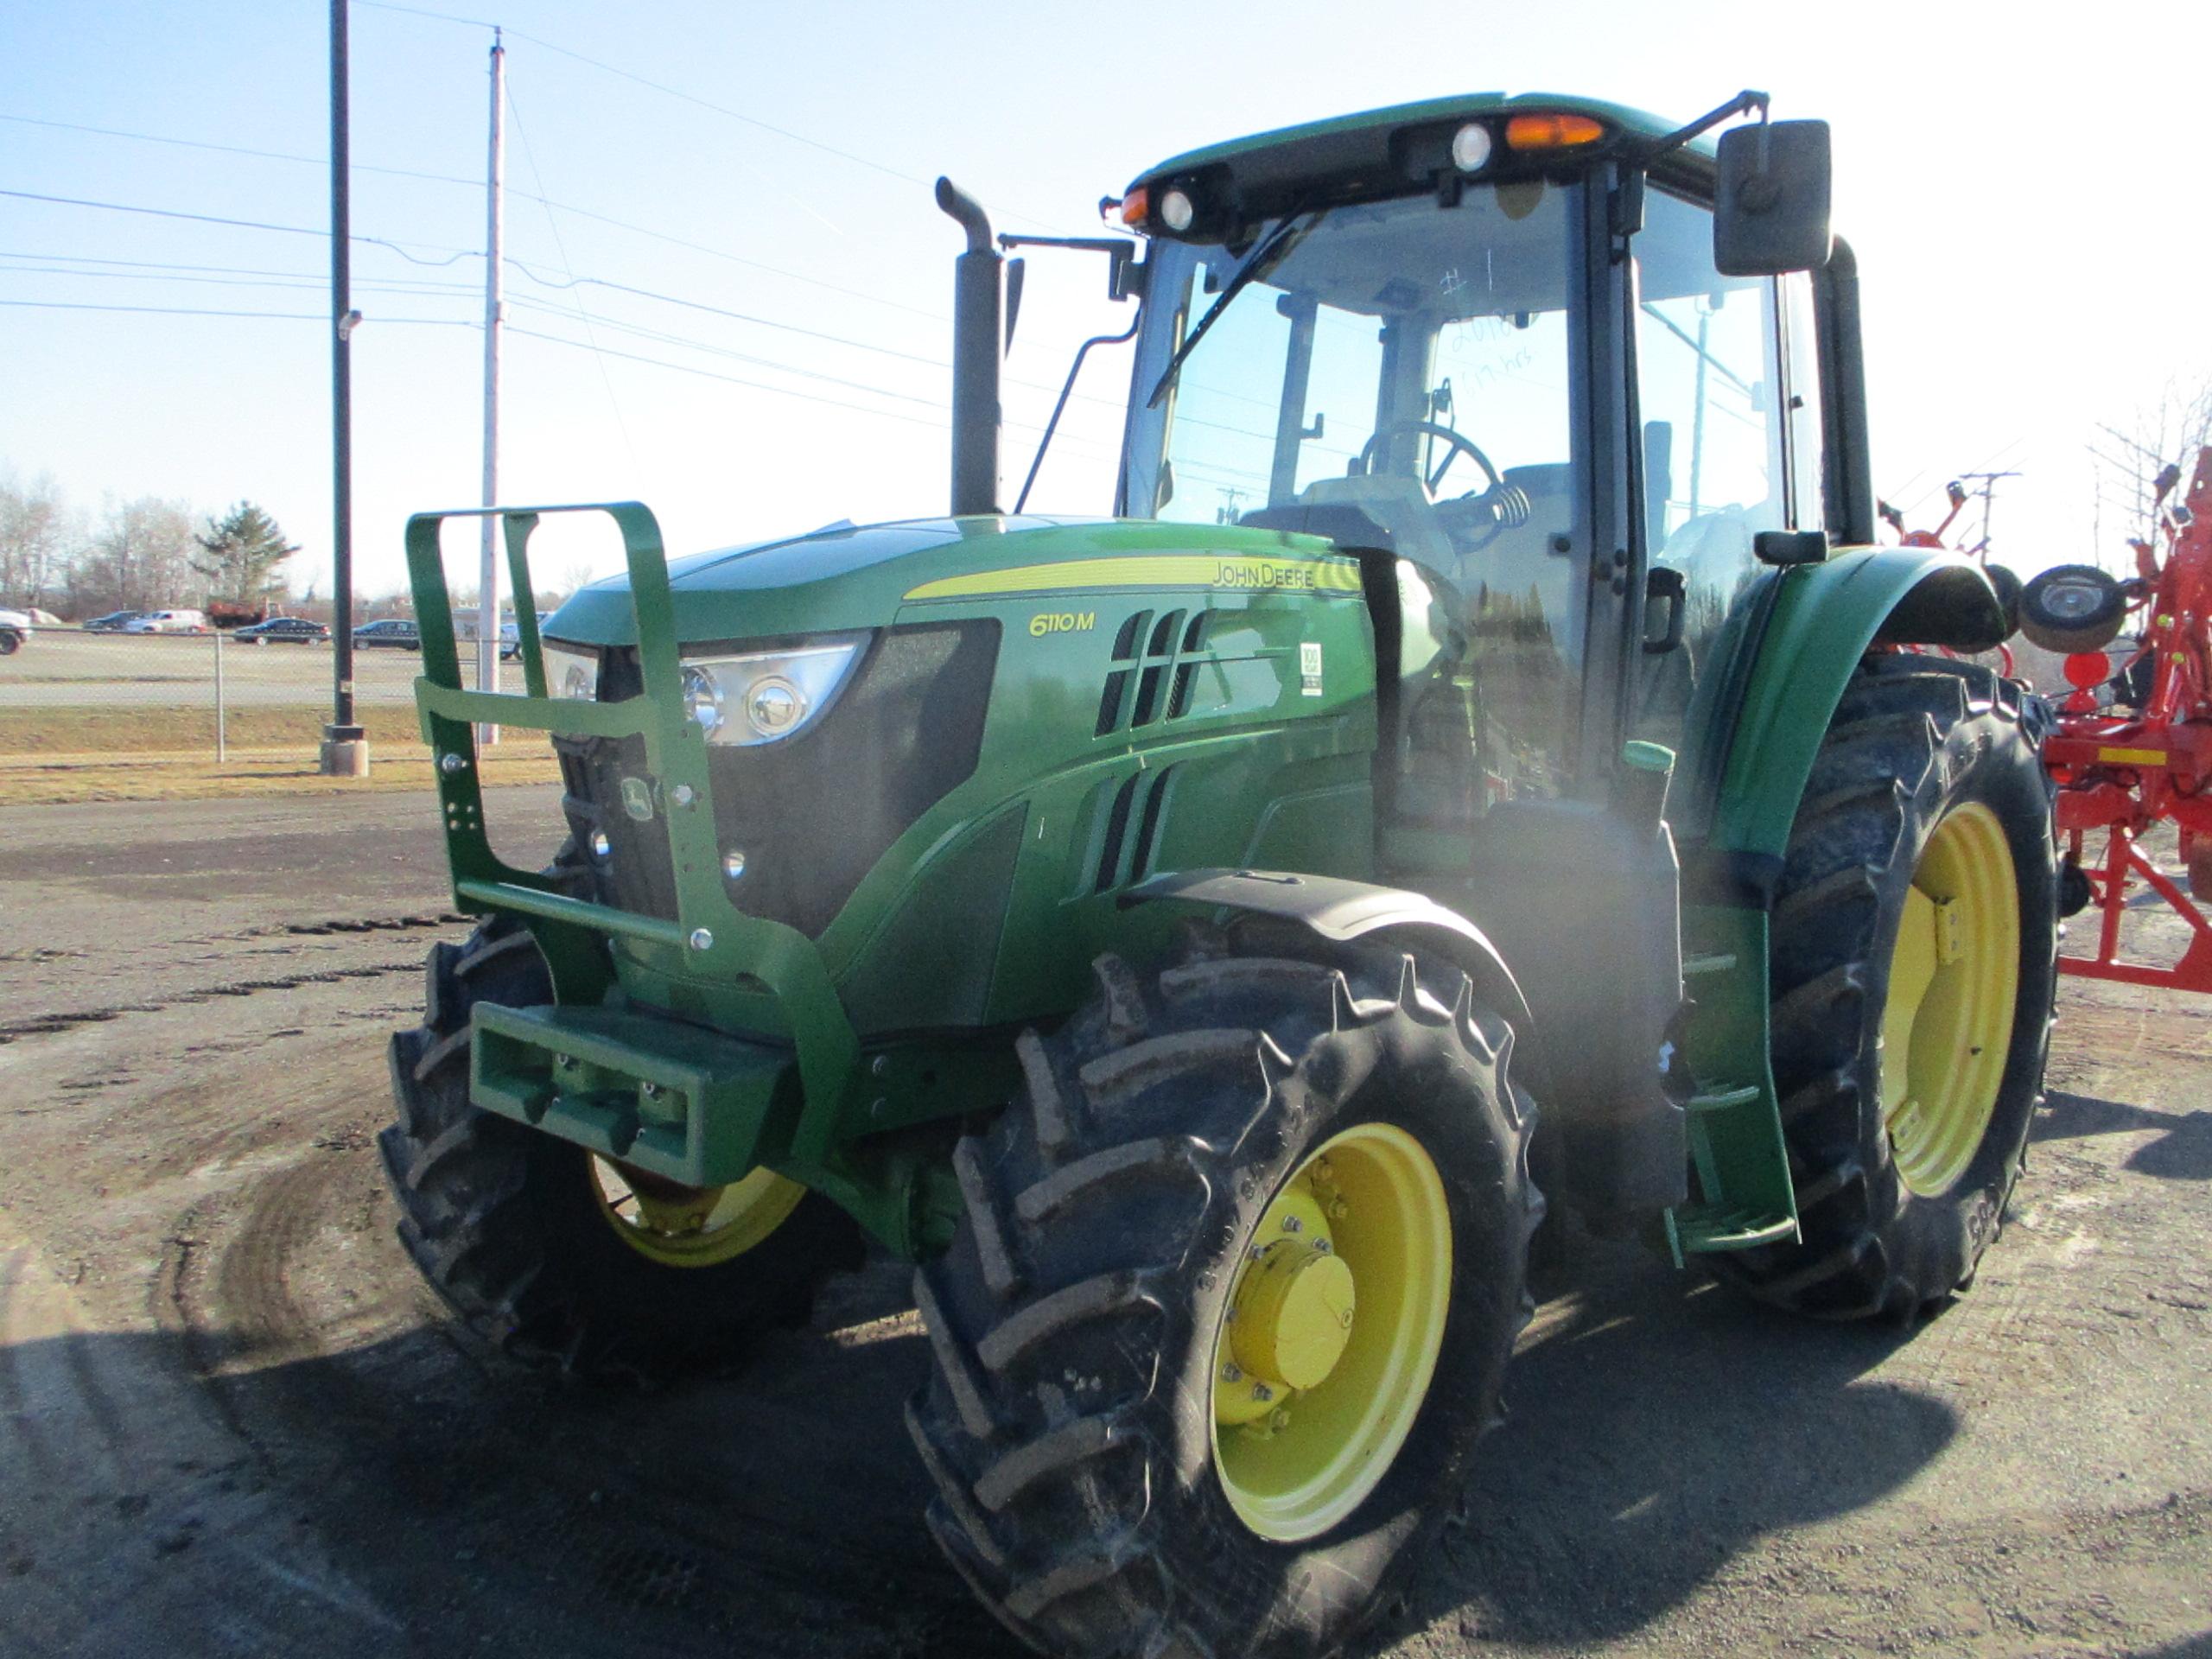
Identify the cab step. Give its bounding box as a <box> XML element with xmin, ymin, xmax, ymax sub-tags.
<box><xmin>1664</xmin><ymin>1203</ymin><xmax>1798</xmax><ymax>1262</ymax></box>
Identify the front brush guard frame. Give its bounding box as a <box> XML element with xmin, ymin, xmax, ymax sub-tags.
<box><xmin>404</xmin><ymin>503</ymin><xmax>863</xmax><ymax>1179</ymax></box>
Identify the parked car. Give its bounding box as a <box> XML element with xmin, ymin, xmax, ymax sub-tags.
<box><xmin>235</xmin><ymin>616</ymin><xmax>331</xmax><ymax>645</ymax></box>
<box><xmin>0</xmin><ymin>607</ymin><xmax>31</xmax><ymax>655</ymax></box>
<box><xmin>495</xmin><ymin>614</ymin><xmax>553</xmax><ymax>661</ymax></box>
<box><xmin>122</xmin><ymin>609</ymin><xmax>210</xmax><ymax>634</ymax></box>
<box><xmin>82</xmin><ymin>610</ymin><xmax>148</xmax><ymax>632</ymax></box>
<box><xmin>353</xmin><ymin>618</ymin><xmax>421</xmax><ymax>650</ymax></box>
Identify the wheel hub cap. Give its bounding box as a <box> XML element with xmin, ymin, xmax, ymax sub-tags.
<box><xmin>1230</xmin><ymin>1238</ymin><xmax>1357</xmax><ymax>1391</ymax></box>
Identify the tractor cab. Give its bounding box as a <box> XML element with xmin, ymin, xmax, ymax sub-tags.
<box><xmin>1102</xmin><ymin>93</ymin><xmax>1842</xmax><ymax>833</ymax></box>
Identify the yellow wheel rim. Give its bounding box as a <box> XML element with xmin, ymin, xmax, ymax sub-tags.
<box><xmin>590</xmin><ymin>1157</ymin><xmax>805</xmax><ymax>1268</ymax></box>
<box><xmin>1880</xmin><ymin>801</ymin><xmax>2021</xmax><ymax>1197</ymax></box>
<box><xmin>1209</xmin><ymin>1122</ymin><xmax>1452</xmax><ymax>1542</ymax></box>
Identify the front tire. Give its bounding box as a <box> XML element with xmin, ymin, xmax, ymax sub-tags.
<box><xmin>378</xmin><ymin>906</ymin><xmax>864</xmax><ymax>1380</ymax></box>
<box><xmin>1715</xmin><ymin>655</ymin><xmax>2058</xmax><ymax>1320</ymax></box>
<box><xmin>910</xmin><ymin>947</ymin><xmax>1540</xmax><ymax>1659</ymax></box>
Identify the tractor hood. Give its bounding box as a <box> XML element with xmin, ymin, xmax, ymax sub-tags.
<box><xmin>543</xmin><ymin>513</ymin><xmax>1344</xmax><ymax>646</ymax></box>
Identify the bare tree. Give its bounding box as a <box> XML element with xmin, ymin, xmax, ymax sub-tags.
<box><xmin>67</xmin><ymin>497</ymin><xmax>197</xmax><ymax>615</ymax></box>
<box><xmin>0</xmin><ymin>472</ymin><xmax>77</xmax><ymax>611</ymax></box>
<box><xmin>2089</xmin><ymin>377</ymin><xmax>2212</xmax><ymax>559</ymax></box>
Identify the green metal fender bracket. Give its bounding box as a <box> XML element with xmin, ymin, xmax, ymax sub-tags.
<box><xmin>1703</xmin><ymin>548</ymin><xmax>2005</xmax><ymax>862</ymax></box>
<box><xmin>1666</xmin><ymin>546</ymin><xmax>2005</xmax><ymax>1258</ymax></box>
<box><xmin>404</xmin><ymin>503</ymin><xmax>866</xmax><ymax>1195</ymax></box>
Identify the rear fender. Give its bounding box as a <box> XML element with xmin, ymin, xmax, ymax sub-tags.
<box><xmin>1696</xmin><ymin>547</ymin><xmax>2005</xmax><ymax>879</ymax></box>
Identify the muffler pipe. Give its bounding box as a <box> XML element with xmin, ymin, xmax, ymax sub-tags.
<box><xmin>937</xmin><ymin>176</ymin><xmax>1002</xmax><ymax>518</ymax></box>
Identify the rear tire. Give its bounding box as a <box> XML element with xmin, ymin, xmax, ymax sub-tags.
<box><xmin>0</xmin><ymin>627</ymin><xmax>20</xmax><ymax>656</ymax></box>
<box><xmin>378</xmin><ymin>899</ymin><xmax>863</xmax><ymax>1380</ymax></box>
<box><xmin>1713</xmin><ymin>655</ymin><xmax>2057</xmax><ymax>1320</ymax></box>
<box><xmin>910</xmin><ymin>946</ymin><xmax>1539</xmax><ymax>1659</ymax></box>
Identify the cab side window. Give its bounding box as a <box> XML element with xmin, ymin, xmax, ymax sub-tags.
<box><xmin>1630</xmin><ymin>190</ymin><xmax>1804</xmax><ymax>742</ymax></box>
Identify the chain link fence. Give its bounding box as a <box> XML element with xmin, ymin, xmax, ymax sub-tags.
<box><xmin>0</xmin><ymin>622</ymin><xmax>518</xmax><ymax>768</ymax></box>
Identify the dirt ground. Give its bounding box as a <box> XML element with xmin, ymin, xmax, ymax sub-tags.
<box><xmin>0</xmin><ymin>790</ymin><xmax>2206</xmax><ymax>1659</ymax></box>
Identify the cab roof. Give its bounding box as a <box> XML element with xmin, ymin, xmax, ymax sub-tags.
<box><xmin>1128</xmin><ymin>92</ymin><xmax>1716</xmax><ymax>233</ymax></box>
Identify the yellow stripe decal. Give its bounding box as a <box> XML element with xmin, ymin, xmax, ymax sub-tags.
<box><xmin>2096</xmin><ymin>747</ymin><xmax>2168</xmax><ymax>766</ymax></box>
<box><xmin>903</xmin><ymin>555</ymin><xmax>1363</xmax><ymax>602</ymax></box>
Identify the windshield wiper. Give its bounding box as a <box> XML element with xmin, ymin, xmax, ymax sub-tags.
<box><xmin>1145</xmin><ymin>211</ymin><xmax>1321</xmax><ymax>410</ymax></box>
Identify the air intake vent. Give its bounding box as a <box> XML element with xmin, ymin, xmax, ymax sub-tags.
<box><xmin>1090</xmin><ymin>764</ymin><xmax>1179</xmax><ymax>893</ymax></box>
<box><xmin>1096</xmin><ymin>608</ymin><xmax>1210</xmax><ymax>736</ymax></box>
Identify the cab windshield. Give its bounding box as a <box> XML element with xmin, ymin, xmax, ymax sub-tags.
<box><xmin>1124</xmin><ymin>180</ymin><xmax>1580</xmax><ymax>534</ymax></box>
<box><xmin>1122</xmin><ymin>180</ymin><xmax>1587</xmax><ymax>804</ymax></box>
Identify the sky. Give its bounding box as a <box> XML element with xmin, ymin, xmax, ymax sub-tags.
<box><xmin>3</xmin><ymin>0</ymin><xmax>2209</xmax><ymax>604</ymax></box>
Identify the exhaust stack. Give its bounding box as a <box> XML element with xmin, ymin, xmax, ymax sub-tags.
<box><xmin>936</xmin><ymin>177</ymin><xmax>1002</xmax><ymax>518</ymax></box>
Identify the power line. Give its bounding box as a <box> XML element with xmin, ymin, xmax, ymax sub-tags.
<box><xmin>508</xmin><ymin>324</ymin><xmax>952</xmax><ymax>432</ymax></box>
<box><xmin>355</xmin><ymin>0</ymin><xmax>932</xmax><ymax>192</ymax></box>
<box><xmin>0</xmin><ymin>187</ymin><xmax>477</xmax><ymax>264</ymax></box>
<box><xmin>353</xmin><ymin>0</ymin><xmax>1090</xmax><ymax>235</ymax></box>
<box><xmin>506</xmin><ymin>262</ymin><xmax>947</xmax><ymax>370</ymax></box>
<box><xmin>505</xmin><ymin>78</ymin><xmax>642</xmax><ymax>474</ymax></box>
<box><xmin>0</xmin><ymin>298</ymin><xmax>473</xmax><ymax>323</ymax></box>
<box><xmin>2</xmin><ymin>107</ymin><xmax>947</xmax><ymax>322</ymax></box>
<box><xmin>503</xmin><ymin>194</ymin><xmax>944</xmax><ymax>321</ymax></box>
<box><xmin>504</xmin><ymin>294</ymin><xmax>943</xmax><ymax>408</ymax></box>
<box><xmin>0</xmin><ymin>254</ymin><xmax>478</xmax><ymax>297</ymax></box>
<box><xmin>0</xmin><ymin>112</ymin><xmax>478</xmax><ymax>188</ymax></box>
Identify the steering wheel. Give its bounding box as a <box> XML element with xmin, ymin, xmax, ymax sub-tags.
<box><xmin>1356</xmin><ymin>420</ymin><xmax>1503</xmax><ymax>496</ymax></box>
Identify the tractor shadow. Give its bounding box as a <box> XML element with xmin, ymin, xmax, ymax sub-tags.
<box><xmin>0</xmin><ymin>1260</ymin><xmax>1006</xmax><ymax>1659</ymax></box>
<box><xmin>5</xmin><ymin>1235</ymin><xmax>1967</xmax><ymax>1659</ymax></box>
<box><xmin>2032</xmin><ymin>1088</ymin><xmax>2212</xmax><ymax>1180</ymax></box>
<box><xmin>1407</xmin><ymin>1224</ymin><xmax>1959</xmax><ymax>1648</ymax></box>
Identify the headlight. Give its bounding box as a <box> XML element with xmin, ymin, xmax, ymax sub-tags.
<box><xmin>679</xmin><ymin>635</ymin><xmax>866</xmax><ymax>747</ymax></box>
<box><xmin>539</xmin><ymin>641</ymin><xmax>601</xmax><ymax>701</ymax></box>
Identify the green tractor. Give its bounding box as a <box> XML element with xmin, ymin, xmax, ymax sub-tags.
<box><xmin>381</xmin><ymin>89</ymin><xmax>2056</xmax><ymax>1659</ymax></box>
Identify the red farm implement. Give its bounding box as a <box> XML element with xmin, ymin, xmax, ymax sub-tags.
<box><xmin>2033</xmin><ymin>447</ymin><xmax>2212</xmax><ymax>992</ymax></box>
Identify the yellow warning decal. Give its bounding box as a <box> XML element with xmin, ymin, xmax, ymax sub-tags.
<box><xmin>2096</xmin><ymin>747</ymin><xmax>2168</xmax><ymax>766</ymax></box>
<box><xmin>905</xmin><ymin>555</ymin><xmax>1362</xmax><ymax>602</ymax></box>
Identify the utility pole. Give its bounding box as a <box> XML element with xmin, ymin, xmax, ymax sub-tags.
<box><xmin>321</xmin><ymin>0</ymin><xmax>367</xmax><ymax>776</ymax></box>
<box><xmin>1958</xmin><ymin>469</ymin><xmax>2023</xmax><ymax>558</ymax></box>
<box><xmin>475</xmin><ymin>28</ymin><xmax>505</xmax><ymax>744</ymax></box>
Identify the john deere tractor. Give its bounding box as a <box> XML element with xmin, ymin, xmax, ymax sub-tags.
<box><xmin>381</xmin><ymin>90</ymin><xmax>2056</xmax><ymax>1659</ymax></box>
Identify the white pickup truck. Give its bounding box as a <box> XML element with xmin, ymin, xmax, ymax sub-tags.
<box><xmin>0</xmin><ymin>607</ymin><xmax>31</xmax><ymax>655</ymax></box>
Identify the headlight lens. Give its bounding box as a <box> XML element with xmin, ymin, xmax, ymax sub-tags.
<box><xmin>679</xmin><ymin>636</ymin><xmax>865</xmax><ymax>746</ymax></box>
<box><xmin>539</xmin><ymin>641</ymin><xmax>601</xmax><ymax>701</ymax></box>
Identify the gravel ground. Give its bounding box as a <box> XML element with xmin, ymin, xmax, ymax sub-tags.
<box><xmin>0</xmin><ymin>791</ymin><xmax>2206</xmax><ymax>1659</ymax></box>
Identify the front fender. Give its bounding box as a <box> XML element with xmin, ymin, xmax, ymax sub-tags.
<box><xmin>1122</xmin><ymin>867</ymin><xmax>1535</xmax><ymax>1046</ymax></box>
<box><xmin>1702</xmin><ymin>546</ymin><xmax>2005</xmax><ymax>867</ymax></box>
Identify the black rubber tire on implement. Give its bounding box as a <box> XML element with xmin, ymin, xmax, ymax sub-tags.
<box><xmin>1712</xmin><ymin>654</ymin><xmax>2058</xmax><ymax>1321</ymax></box>
<box><xmin>909</xmin><ymin>945</ymin><xmax>1541</xmax><ymax>1659</ymax></box>
<box><xmin>2018</xmin><ymin>563</ymin><xmax>2127</xmax><ymax>655</ymax></box>
<box><xmin>379</xmin><ymin>905</ymin><xmax>864</xmax><ymax>1381</ymax></box>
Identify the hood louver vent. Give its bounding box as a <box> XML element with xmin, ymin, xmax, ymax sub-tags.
<box><xmin>1092</xmin><ymin>763</ymin><xmax>1179</xmax><ymax>893</ymax></box>
<box><xmin>1096</xmin><ymin>607</ymin><xmax>1210</xmax><ymax>737</ymax></box>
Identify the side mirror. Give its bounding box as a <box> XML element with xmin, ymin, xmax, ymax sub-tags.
<box><xmin>1713</xmin><ymin>119</ymin><xmax>1833</xmax><ymax>276</ymax></box>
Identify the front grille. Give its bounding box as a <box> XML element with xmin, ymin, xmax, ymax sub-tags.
<box><xmin>556</xmin><ymin>621</ymin><xmax>1000</xmax><ymax>938</ymax></box>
